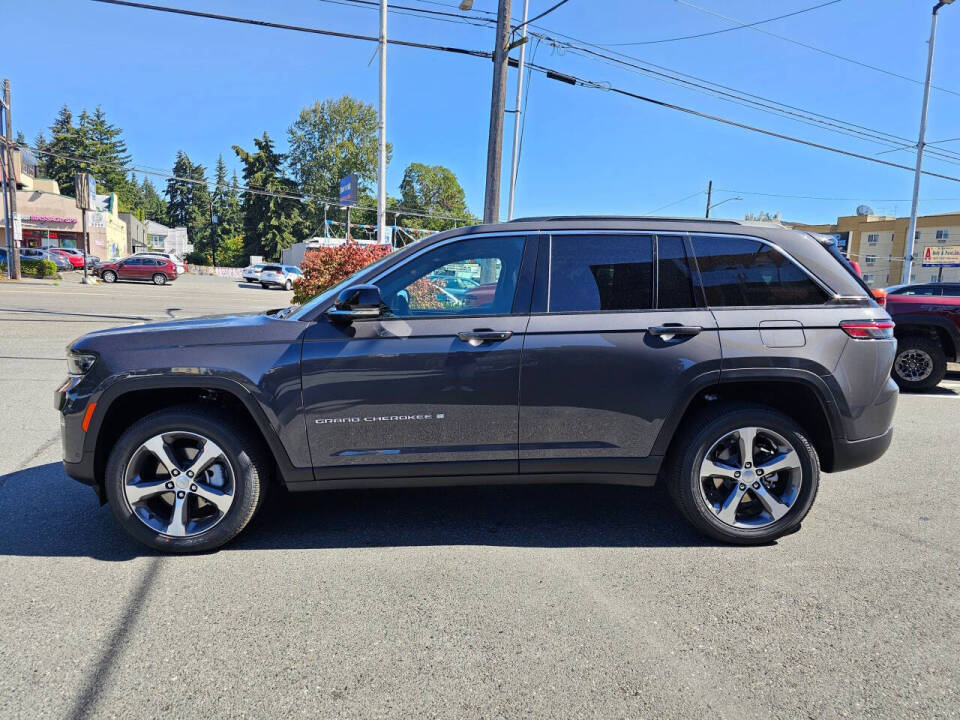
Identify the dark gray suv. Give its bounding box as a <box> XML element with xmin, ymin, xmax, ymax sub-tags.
<box><xmin>57</xmin><ymin>217</ymin><xmax>897</xmax><ymax>552</ymax></box>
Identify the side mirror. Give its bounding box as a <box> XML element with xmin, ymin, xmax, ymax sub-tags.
<box><xmin>326</xmin><ymin>284</ymin><xmax>385</xmax><ymax>323</ymax></box>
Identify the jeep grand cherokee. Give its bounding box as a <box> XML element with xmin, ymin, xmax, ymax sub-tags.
<box><xmin>57</xmin><ymin>217</ymin><xmax>897</xmax><ymax>552</ymax></box>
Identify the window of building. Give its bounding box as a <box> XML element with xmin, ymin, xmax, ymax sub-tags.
<box><xmin>547</xmin><ymin>235</ymin><xmax>653</xmax><ymax>313</ymax></box>
<box><xmin>864</xmin><ymin>255</ymin><xmax>877</xmax><ymax>264</ymax></box>
<box><xmin>915</xmin><ymin>230</ymin><xmax>921</xmax><ymax>240</ymax></box>
<box><xmin>862</xmin><ymin>274</ymin><xmax>875</xmax><ymax>284</ymax></box>
<box><xmin>690</xmin><ymin>236</ymin><xmax>828</xmax><ymax>307</ymax></box>
<box><xmin>936</xmin><ymin>229</ymin><xmax>950</xmax><ymax>241</ymax></box>
<box><xmin>866</xmin><ymin>233</ymin><xmax>879</xmax><ymax>244</ymax></box>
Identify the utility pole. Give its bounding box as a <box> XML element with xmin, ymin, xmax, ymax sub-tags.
<box><xmin>903</xmin><ymin>0</ymin><xmax>954</xmax><ymax>284</ymax></box>
<box><xmin>704</xmin><ymin>180</ymin><xmax>713</xmax><ymax>218</ymax></box>
<box><xmin>377</xmin><ymin>0</ymin><xmax>387</xmax><ymax>245</ymax></box>
<box><xmin>507</xmin><ymin>0</ymin><xmax>529</xmax><ymax>220</ymax></box>
<box><xmin>482</xmin><ymin>0</ymin><xmax>512</xmax><ymax>225</ymax></box>
<box><xmin>210</xmin><ymin>197</ymin><xmax>217</xmax><ymax>267</ymax></box>
<box><xmin>2</xmin><ymin>79</ymin><xmax>21</xmax><ymax>279</ymax></box>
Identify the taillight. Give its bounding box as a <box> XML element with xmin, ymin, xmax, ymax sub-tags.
<box><xmin>872</xmin><ymin>288</ymin><xmax>887</xmax><ymax>308</ymax></box>
<box><xmin>840</xmin><ymin>320</ymin><xmax>894</xmax><ymax>339</ymax></box>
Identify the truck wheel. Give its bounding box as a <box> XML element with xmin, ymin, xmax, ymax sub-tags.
<box><xmin>104</xmin><ymin>407</ymin><xmax>271</xmax><ymax>553</ymax></box>
<box><xmin>892</xmin><ymin>334</ymin><xmax>946</xmax><ymax>391</ymax></box>
<box><xmin>667</xmin><ymin>404</ymin><xmax>819</xmax><ymax>545</ymax></box>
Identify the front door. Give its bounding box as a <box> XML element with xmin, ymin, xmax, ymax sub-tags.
<box><xmin>118</xmin><ymin>258</ymin><xmax>142</xmax><ymax>279</ymax></box>
<box><xmin>519</xmin><ymin>233</ymin><xmax>722</xmax><ymax>475</ymax></box>
<box><xmin>301</xmin><ymin>234</ymin><xmax>536</xmax><ymax>480</ymax></box>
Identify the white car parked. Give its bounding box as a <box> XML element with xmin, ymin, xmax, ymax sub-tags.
<box><xmin>135</xmin><ymin>251</ymin><xmax>186</xmax><ymax>275</ymax></box>
<box><xmin>241</xmin><ymin>263</ymin><xmax>266</xmax><ymax>283</ymax></box>
<box><xmin>259</xmin><ymin>264</ymin><xmax>302</xmax><ymax>290</ymax></box>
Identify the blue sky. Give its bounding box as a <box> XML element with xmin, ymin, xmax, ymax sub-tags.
<box><xmin>7</xmin><ymin>0</ymin><xmax>960</xmax><ymax>224</ymax></box>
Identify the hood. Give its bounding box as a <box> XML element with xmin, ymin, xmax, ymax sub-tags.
<box><xmin>71</xmin><ymin>310</ymin><xmax>300</xmax><ymax>353</ymax></box>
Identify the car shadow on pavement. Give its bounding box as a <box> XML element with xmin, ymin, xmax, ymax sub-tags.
<box><xmin>0</xmin><ymin>463</ymin><xmax>720</xmax><ymax>559</ymax></box>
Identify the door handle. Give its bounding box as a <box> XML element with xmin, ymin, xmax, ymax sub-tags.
<box><xmin>648</xmin><ymin>325</ymin><xmax>702</xmax><ymax>340</ymax></box>
<box><xmin>457</xmin><ymin>330</ymin><xmax>513</xmax><ymax>346</ymax></box>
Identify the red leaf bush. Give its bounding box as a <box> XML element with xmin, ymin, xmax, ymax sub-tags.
<box><xmin>292</xmin><ymin>244</ymin><xmax>393</xmax><ymax>304</ymax></box>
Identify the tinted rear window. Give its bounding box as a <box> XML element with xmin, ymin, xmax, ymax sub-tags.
<box><xmin>548</xmin><ymin>234</ymin><xmax>653</xmax><ymax>312</ymax></box>
<box><xmin>262</xmin><ymin>265</ymin><xmax>281</xmax><ymax>272</ymax></box>
<box><xmin>691</xmin><ymin>236</ymin><xmax>828</xmax><ymax>306</ymax></box>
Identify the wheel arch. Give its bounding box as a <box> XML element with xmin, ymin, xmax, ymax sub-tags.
<box><xmin>654</xmin><ymin>373</ymin><xmax>842</xmax><ymax>473</ymax></box>
<box><xmin>89</xmin><ymin>376</ymin><xmax>304</xmax><ymax>495</ymax></box>
<box><xmin>891</xmin><ymin>314</ymin><xmax>959</xmax><ymax>361</ymax></box>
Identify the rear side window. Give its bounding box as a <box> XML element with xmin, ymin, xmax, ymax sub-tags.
<box><xmin>691</xmin><ymin>236</ymin><xmax>828</xmax><ymax>306</ymax></box>
<box><xmin>657</xmin><ymin>235</ymin><xmax>697</xmax><ymax>309</ymax></box>
<box><xmin>548</xmin><ymin>235</ymin><xmax>653</xmax><ymax>312</ymax></box>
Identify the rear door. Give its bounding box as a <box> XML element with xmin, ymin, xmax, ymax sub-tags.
<box><xmin>689</xmin><ymin>233</ymin><xmax>849</xmax><ymax>384</ymax></box>
<box><xmin>519</xmin><ymin>232</ymin><xmax>721</xmax><ymax>475</ymax></box>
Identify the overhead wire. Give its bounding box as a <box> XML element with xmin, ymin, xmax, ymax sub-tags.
<box><xmin>86</xmin><ymin>1</ymin><xmax>960</xmax><ymax>186</ymax></box>
<box><xmin>607</xmin><ymin>0</ymin><xmax>844</xmax><ymax>47</ymax></box>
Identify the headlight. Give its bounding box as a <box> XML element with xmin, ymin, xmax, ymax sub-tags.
<box><xmin>67</xmin><ymin>352</ymin><xmax>97</xmax><ymax>376</ymax></box>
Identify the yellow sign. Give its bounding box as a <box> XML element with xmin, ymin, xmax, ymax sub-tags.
<box><xmin>921</xmin><ymin>245</ymin><xmax>960</xmax><ymax>266</ymax></box>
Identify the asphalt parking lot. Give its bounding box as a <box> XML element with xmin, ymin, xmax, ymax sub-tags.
<box><xmin>1</xmin><ymin>273</ymin><xmax>957</xmax><ymax>719</ymax></box>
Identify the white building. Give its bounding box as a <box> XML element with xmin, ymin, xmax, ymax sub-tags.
<box><xmin>145</xmin><ymin>221</ymin><xmax>192</xmax><ymax>257</ymax></box>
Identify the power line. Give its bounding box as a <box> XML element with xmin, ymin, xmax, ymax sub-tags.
<box><xmin>675</xmin><ymin>0</ymin><xmax>960</xmax><ymax>99</ymax></box>
<box><xmin>644</xmin><ymin>190</ymin><xmax>706</xmax><ymax>215</ymax></box>
<box><xmin>607</xmin><ymin>0</ymin><xmax>844</xmax><ymax>47</ymax></box>
<box><xmin>717</xmin><ymin>188</ymin><xmax>960</xmax><ymax>202</ymax></box>
<box><xmin>29</xmin><ymin>146</ymin><xmax>476</xmax><ymax>222</ymax></box>
<box><xmin>90</xmin><ymin>0</ymin><xmax>490</xmax><ymax>60</ymax></box>
<box><xmin>521</xmin><ymin>60</ymin><xmax>960</xmax><ymax>184</ymax></box>
<box><xmin>515</xmin><ymin>0</ymin><xmax>572</xmax><ymax>30</ymax></box>
<box><xmin>88</xmin><ymin>1</ymin><xmax>960</xmax><ymax>186</ymax></box>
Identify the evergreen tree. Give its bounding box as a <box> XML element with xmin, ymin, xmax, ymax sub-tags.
<box><xmin>141</xmin><ymin>177</ymin><xmax>167</xmax><ymax>223</ymax></box>
<box><xmin>42</xmin><ymin>105</ymin><xmax>81</xmax><ymax>194</ymax></box>
<box><xmin>211</xmin><ymin>155</ymin><xmax>241</xmax><ymax>242</ymax></box>
<box><xmin>234</xmin><ymin>133</ymin><xmax>302</xmax><ymax>261</ymax></box>
<box><xmin>166</xmin><ymin>151</ymin><xmax>211</xmax><ymax>249</ymax></box>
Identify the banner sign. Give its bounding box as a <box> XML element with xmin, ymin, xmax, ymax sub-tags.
<box><xmin>921</xmin><ymin>245</ymin><xmax>960</xmax><ymax>267</ymax></box>
<box><xmin>74</xmin><ymin>173</ymin><xmax>97</xmax><ymax>210</ymax></box>
<box><xmin>338</xmin><ymin>174</ymin><xmax>358</xmax><ymax>208</ymax></box>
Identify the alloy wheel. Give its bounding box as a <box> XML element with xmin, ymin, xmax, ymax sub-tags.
<box><xmin>122</xmin><ymin>431</ymin><xmax>235</xmax><ymax>537</ymax></box>
<box><xmin>103</xmin><ymin>270</ymin><xmax>116</xmax><ymax>283</ymax></box>
<box><xmin>699</xmin><ymin>426</ymin><xmax>803</xmax><ymax>529</ymax></box>
<box><xmin>895</xmin><ymin>349</ymin><xmax>933</xmax><ymax>382</ymax></box>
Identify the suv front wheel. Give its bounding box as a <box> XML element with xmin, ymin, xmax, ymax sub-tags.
<box><xmin>667</xmin><ymin>405</ymin><xmax>820</xmax><ymax>545</ymax></box>
<box><xmin>104</xmin><ymin>407</ymin><xmax>270</xmax><ymax>552</ymax></box>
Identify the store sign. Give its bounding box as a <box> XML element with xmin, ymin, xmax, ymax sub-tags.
<box><xmin>12</xmin><ymin>213</ymin><xmax>22</xmax><ymax>242</ymax></box>
<box><xmin>88</xmin><ymin>212</ymin><xmax>106</xmax><ymax>229</ymax></box>
<box><xmin>921</xmin><ymin>245</ymin><xmax>960</xmax><ymax>267</ymax></box>
<box><xmin>25</xmin><ymin>215</ymin><xmax>78</xmax><ymax>224</ymax></box>
<box><xmin>339</xmin><ymin>174</ymin><xmax>358</xmax><ymax>208</ymax></box>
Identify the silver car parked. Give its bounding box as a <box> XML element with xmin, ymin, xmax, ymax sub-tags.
<box><xmin>259</xmin><ymin>264</ymin><xmax>302</xmax><ymax>290</ymax></box>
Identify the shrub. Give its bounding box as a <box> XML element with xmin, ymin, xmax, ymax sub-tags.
<box><xmin>184</xmin><ymin>250</ymin><xmax>211</xmax><ymax>266</ymax></box>
<box><xmin>1</xmin><ymin>258</ymin><xmax>61</xmax><ymax>279</ymax></box>
<box><xmin>293</xmin><ymin>244</ymin><xmax>393</xmax><ymax>304</ymax></box>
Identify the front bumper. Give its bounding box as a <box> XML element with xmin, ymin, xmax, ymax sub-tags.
<box><xmin>829</xmin><ymin>427</ymin><xmax>894</xmax><ymax>473</ymax></box>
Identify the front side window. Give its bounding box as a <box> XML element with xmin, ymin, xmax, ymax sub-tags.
<box><xmin>376</xmin><ymin>235</ymin><xmax>525</xmax><ymax>317</ymax></box>
<box><xmin>691</xmin><ymin>236</ymin><xmax>829</xmax><ymax>307</ymax></box>
<box><xmin>547</xmin><ymin>235</ymin><xmax>653</xmax><ymax>313</ymax></box>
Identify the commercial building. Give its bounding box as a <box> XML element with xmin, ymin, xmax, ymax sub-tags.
<box><xmin>1</xmin><ymin>148</ymin><xmax>130</xmax><ymax>260</ymax></box>
<box><xmin>119</xmin><ymin>212</ymin><xmax>148</xmax><ymax>254</ymax></box>
<box><xmin>145</xmin><ymin>220</ymin><xmax>191</xmax><ymax>257</ymax></box>
<box><xmin>790</xmin><ymin>211</ymin><xmax>960</xmax><ymax>288</ymax></box>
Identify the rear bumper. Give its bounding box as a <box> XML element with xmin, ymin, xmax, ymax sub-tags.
<box><xmin>829</xmin><ymin>427</ymin><xmax>893</xmax><ymax>473</ymax></box>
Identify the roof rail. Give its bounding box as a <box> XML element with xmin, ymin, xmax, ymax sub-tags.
<box><xmin>507</xmin><ymin>215</ymin><xmax>742</xmax><ymax>225</ymax></box>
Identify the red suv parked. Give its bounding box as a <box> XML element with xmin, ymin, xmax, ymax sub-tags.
<box><xmin>886</xmin><ymin>291</ymin><xmax>960</xmax><ymax>390</ymax></box>
<box><xmin>97</xmin><ymin>256</ymin><xmax>178</xmax><ymax>286</ymax></box>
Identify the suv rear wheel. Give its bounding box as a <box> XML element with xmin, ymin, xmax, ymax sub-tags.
<box><xmin>152</xmin><ymin>273</ymin><xmax>167</xmax><ymax>285</ymax></box>
<box><xmin>892</xmin><ymin>334</ymin><xmax>945</xmax><ymax>392</ymax></box>
<box><xmin>104</xmin><ymin>407</ymin><xmax>270</xmax><ymax>552</ymax></box>
<box><xmin>667</xmin><ymin>405</ymin><xmax>819</xmax><ymax>545</ymax></box>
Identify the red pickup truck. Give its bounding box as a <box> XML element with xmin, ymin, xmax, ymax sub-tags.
<box><xmin>885</xmin><ymin>292</ymin><xmax>960</xmax><ymax>390</ymax></box>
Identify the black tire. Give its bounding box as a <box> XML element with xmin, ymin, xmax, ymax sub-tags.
<box><xmin>104</xmin><ymin>406</ymin><xmax>271</xmax><ymax>553</ymax></box>
<box><xmin>102</xmin><ymin>270</ymin><xmax>117</xmax><ymax>283</ymax></box>
<box><xmin>152</xmin><ymin>273</ymin><xmax>167</xmax><ymax>286</ymax></box>
<box><xmin>892</xmin><ymin>334</ymin><xmax>946</xmax><ymax>392</ymax></box>
<box><xmin>666</xmin><ymin>403</ymin><xmax>820</xmax><ymax>545</ymax></box>
<box><xmin>261</xmin><ymin>283</ymin><xmax>269</xmax><ymax>289</ymax></box>
<box><xmin>284</xmin><ymin>279</ymin><xmax>293</xmax><ymax>291</ymax></box>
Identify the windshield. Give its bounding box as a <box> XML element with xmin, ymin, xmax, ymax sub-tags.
<box><xmin>287</xmin><ymin>252</ymin><xmax>397</xmax><ymax>321</ymax></box>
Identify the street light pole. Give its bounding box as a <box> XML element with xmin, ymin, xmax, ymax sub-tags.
<box><xmin>903</xmin><ymin>0</ymin><xmax>953</xmax><ymax>285</ymax></box>
<box><xmin>507</xmin><ymin>0</ymin><xmax>529</xmax><ymax>220</ymax></box>
<box><xmin>377</xmin><ymin>0</ymin><xmax>387</xmax><ymax>245</ymax></box>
